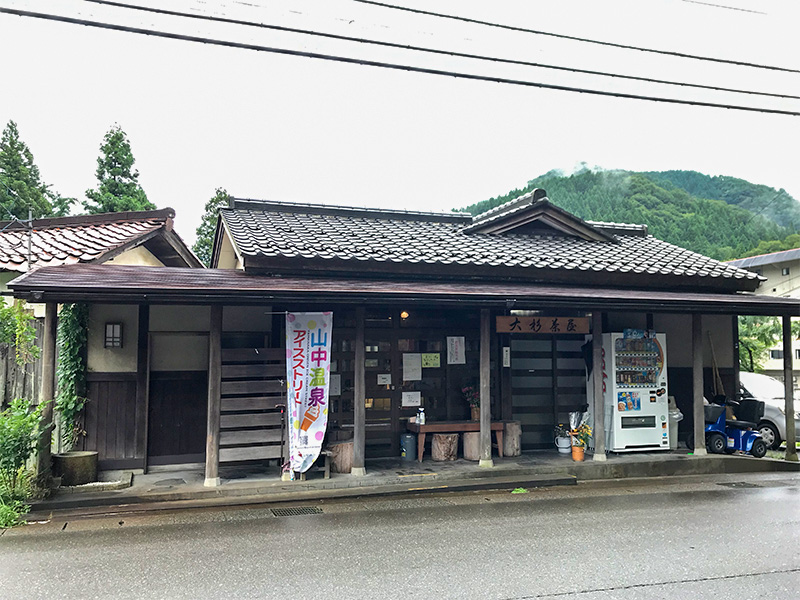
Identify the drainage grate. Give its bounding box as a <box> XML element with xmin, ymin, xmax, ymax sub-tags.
<box><xmin>717</xmin><ymin>482</ymin><xmax>761</xmax><ymax>489</ymax></box>
<box><xmin>271</xmin><ymin>506</ymin><xmax>323</xmax><ymax>517</ymax></box>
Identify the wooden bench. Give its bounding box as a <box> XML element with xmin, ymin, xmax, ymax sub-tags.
<box><xmin>298</xmin><ymin>449</ymin><xmax>332</xmax><ymax>480</ymax></box>
<box><xmin>406</xmin><ymin>420</ymin><xmax>505</xmax><ymax>462</ymax></box>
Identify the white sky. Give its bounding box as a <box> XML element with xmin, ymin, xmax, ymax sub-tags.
<box><xmin>0</xmin><ymin>0</ymin><xmax>798</xmax><ymax>245</ymax></box>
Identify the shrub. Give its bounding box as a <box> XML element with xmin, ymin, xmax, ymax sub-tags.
<box><xmin>0</xmin><ymin>398</ymin><xmax>43</xmax><ymax>528</ymax></box>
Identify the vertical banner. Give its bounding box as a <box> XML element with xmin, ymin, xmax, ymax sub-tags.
<box><xmin>286</xmin><ymin>312</ymin><xmax>333</xmax><ymax>473</ymax></box>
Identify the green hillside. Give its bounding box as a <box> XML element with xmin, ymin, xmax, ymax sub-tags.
<box><xmin>459</xmin><ymin>168</ymin><xmax>799</xmax><ymax>261</ymax></box>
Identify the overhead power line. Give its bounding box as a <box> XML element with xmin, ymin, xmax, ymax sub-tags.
<box><xmin>680</xmin><ymin>0</ymin><xmax>767</xmax><ymax>14</ymax></box>
<box><xmin>352</xmin><ymin>0</ymin><xmax>800</xmax><ymax>74</ymax></box>
<box><xmin>1</xmin><ymin>7</ymin><xmax>798</xmax><ymax>116</ymax></box>
<box><xmin>76</xmin><ymin>0</ymin><xmax>800</xmax><ymax>100</ymax></box>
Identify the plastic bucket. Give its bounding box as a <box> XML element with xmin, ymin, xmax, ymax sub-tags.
<box><xmin>400</xmin><ymin>433</ymin><xmax>416</xmax><ymax>462</ymax></box>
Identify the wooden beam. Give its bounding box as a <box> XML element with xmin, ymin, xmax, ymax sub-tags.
<box><xmin>592</xmin><ymin>311</ymin><xmax>607</xmax><ymax>461</ymax></box>
<box><xmin>36</xmin><ymin>302</ymin><xmax>58</xmax><ymax>482</ymax></box>
<box><xmin>352</xmin><ymin>306</ymin><xmax>366</xmax><ymax>475</ymax></box>
<box><xmin>782</xmin><ymin>315</ymin><xmax>797</xmax><ymax>462</ymax></box>
<box><xmin>479</xmin><ymin>308</ymin><xmax>493</xmax><ymax>467</ymax></box>
<box><xmin>204</xmin><ymin>305</ymin><xmax>222</xmax><ymax>486</ymax></box>
<box><xmin>692</xmin><ymin>313</ymin><xmax>707</xmax><ymax>456</ymax></box>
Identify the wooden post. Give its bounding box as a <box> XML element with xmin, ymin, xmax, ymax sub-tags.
<box><xmin>479</xmin><ymin>308</ymin><xmax>493</xmax><ymax>467</ymax></box>
<box><xmin>204</xmin><ymin>305</ymin><xmax>222</xmax><ymax>487</ymax></box>
<box><xmin>36</xmin><ymin>302</ymin><xmax>58</xmax><ymax>482</ymax></box>
<box><xmin>352</xmin><ymin>306</ymin><xmax>366</xmax><ymax>476</ymax></box>
<box><xmin>782</xmin><ymin>315</ymin><xmax>797</xmax><ymax>462</ymax></box>
<box><xmin>692</xmin><ymin>313</ymin><xmax>707</xmax><ymax>456</ymax></box>
<box><xmin>136</xmin><ymin>304</ymin><xmax>150</xmax><ymax>472</ymax></box>
<box><xmin>592</xmin><ymin>311</ymin><xmax>607</xmax><ymax>461</ymax></box>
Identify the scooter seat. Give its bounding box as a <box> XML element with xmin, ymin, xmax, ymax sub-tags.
<box><xmin>726</xmin><ymin>419</ymin><xmax>756</xmax><ymax>430</ymax></box>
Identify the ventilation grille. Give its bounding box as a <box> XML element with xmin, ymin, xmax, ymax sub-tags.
<box><xmin>271</xmin><ymin>506</ymin><xmax>323</xmax><ymax>517</ymax></box>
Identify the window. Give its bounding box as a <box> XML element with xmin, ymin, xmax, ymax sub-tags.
<box><xmin>770</xmin><ymin>349</ymin><xmax>783</xmax><ymax>360</ymax></box>
<box><xmin>795</xmin><ymin>349</ymin><xmax>800</xmax><ymax>360</ymax></box>
<box><xmin>782</xmin><ymin>267</ymin><xmax>790</xmax><ymax>276</ymax></box>
<box><xmin>104</xmin><ymin>323</ymin><xmax>123</xmax><ymax>348</ymax></box>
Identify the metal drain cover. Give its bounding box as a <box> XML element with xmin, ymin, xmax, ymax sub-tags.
<box><xmin>271</xmin><ymin>506</ymin><xmax>323</xmax><ymax>517</ymax></box>
<box><xmin>717</xmin><ymin>482</ymin><xmax>761</xmax><ymax>488</ymax></box>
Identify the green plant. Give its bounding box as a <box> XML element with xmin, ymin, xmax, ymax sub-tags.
<box><xmin>462</xmin><ymin>385</ymin><xmax>480</xmax><ymax>407</ymax></box>
<box><xmin>0</xmin><ymin>398</ymin><xmax>43</xmax><ymax>498</ymax></box>
<box><xmin>554</xmin><ymin>423</ymin><xmax>570</xmax><ymax>438</ymax></box>
<box><xmin>570</xmin><ymin>422</ymin><xmax>593</xmax><ymax>448</ymax></box>
<box><xmin>0</xmin><ymin>302</ymin><xmax>40</xmax><ymax>366</ymax></box>
<box><xmin>55</xmin><ymin>303</ymin><xmax>89</xmax><ymax>451</ymax></box>
<box><xmin>0</xmin><ymin>497</ymin><xmax>29</xmax><ymax>528</ymax></box>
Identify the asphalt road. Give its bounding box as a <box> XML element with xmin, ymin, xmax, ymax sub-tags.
<box><xmin>2</xmin><ymin>472</ymin><xmax>799</xmax><ymax>599</ymax></box>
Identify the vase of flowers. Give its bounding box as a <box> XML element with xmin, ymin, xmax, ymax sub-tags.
<box><xmin>554</xmin><ymin>423</ymin><xmax>571</xmax><ymax>454</ymax></box>
<box><xmin>462</xmin><ymin>386</ymin><xmax>480</xmax><ymax>421</ymax></box>
<box><xmin>569</xmin><ymin>422</ymin><xmax>593</xmax><ymax>462</ymax></box>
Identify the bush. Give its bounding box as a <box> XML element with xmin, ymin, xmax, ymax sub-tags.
<box><xmin>0</xmin><ymin>398</ymin><xmax>43</xmax><ymax>527</ymax></box>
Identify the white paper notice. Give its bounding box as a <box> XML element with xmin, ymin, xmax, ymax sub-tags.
<box><xmin>403</xmin><ymin>353</ymin><xmax>422</xmax><ymax>381</ymax></box>
<box><xmin>447</xmin><ymin>336</ymin><xmax>466</xmax><ymax>365</ymax></box>
<box><xmin>330</xmin><ymin>373</ymin><xmax>341</xmax><ymax>396</ymax></box>
<box><xmin>377</xmin><ymin>373</ymin><xmax>392</xmax><ymax>386</ymax></box>
<box><xmin>401</xmin><ymin>391</ymin><xmax>421</xmax><ymax>407</ymax></box>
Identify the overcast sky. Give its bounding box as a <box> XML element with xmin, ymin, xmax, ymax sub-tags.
<box><xmin>1</xmin><ymin>0</ymin><xmax>798</xmax><ymax>245</ymax></box>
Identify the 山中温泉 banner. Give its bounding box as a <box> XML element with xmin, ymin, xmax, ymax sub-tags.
<box><xmin>286</xmin><ymin>312</ymin><xmax>332</xmax><ymax>473</ymax></box>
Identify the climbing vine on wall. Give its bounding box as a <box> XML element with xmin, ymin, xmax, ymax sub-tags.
<box><xmin>55</xmin><ymin>303</ymin><xmax>88</xmax><ymax>451</ymax></box>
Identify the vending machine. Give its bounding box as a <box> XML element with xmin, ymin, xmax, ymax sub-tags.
<box><xmin>600</xmin><ymin>331</ymin><xmax>670</xmax><ymax>452</ymax></box>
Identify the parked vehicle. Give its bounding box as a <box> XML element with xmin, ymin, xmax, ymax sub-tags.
<box><xmin>686</xmin><ymin>395</ymin><xmax>767</xmax><ymax>458</ymax></box>
<box><xmin>739</xmin><ymin>371</ymin><xmax>800</xmax><ymax>450</ymax></box>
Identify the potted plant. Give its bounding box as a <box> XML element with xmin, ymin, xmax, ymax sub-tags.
<box><xmin>462</xmin><ymin>386</ymin><xmax>480</xmax><ymax>421</ymax></box>
<box><xmin>554</xmin><ymin>423</ymin><xmax>571</xmax><ymax>454</ymax></box>
<box><xmin>569</xmin><ymin>422</ymin><xmax>593</xmax><ymax>462</ymax></box>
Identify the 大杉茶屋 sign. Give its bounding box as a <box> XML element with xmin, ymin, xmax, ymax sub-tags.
<box><xmin>496</xmin><ymin>316</ymin><xmax>590</xmax><ymax>334</ymax></box>
<box><xmin>286</xmin><ymin>312</ymin><xmax>332</xmax><ymax>473</ymax></box>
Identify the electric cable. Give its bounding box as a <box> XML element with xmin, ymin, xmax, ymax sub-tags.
<box><xmin>352</xmin><ymin>0</ymin><xmax>800</xmax><ymax>74</ymax></box>
<box><xmin>1</xmin><ymin>7</ymin><xmax>797</xmax><ymax>116</ymax></box>
<box><xmin>76</xmin><ymin>0</ymin><xmax>800</xmax><ymax>100</ymax></box>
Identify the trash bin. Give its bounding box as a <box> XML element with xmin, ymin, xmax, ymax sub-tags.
<box><xmin>400</xmin><ymin>433</ymin><xmax>416</xmax><ymax>462</ymax></box>
<box><xmin>668</xmin><ymin>396</ymin><xmax>684</xmax><ymax>450</ymax></box>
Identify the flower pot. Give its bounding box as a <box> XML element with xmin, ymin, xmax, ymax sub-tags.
<box><xmin>52</xmin><ymin>451</ymin><xmax>98</xmax><ymax>486</ymax></box>
<box><xmin>470</xmin><ymin>405</ymin><xmax>480</xmax><ymax>421</ymax></box>
<box><xmin>555</xmin><ymin>435</ymin><xmax>571</xmax><ymax>454</ymax></box>
<box><xmin>571</xmin><ymin>446</ymin><xmax>585</xmax><ymax>462</ymax></box>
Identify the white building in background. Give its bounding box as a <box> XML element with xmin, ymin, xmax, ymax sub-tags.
<box><xmin>728</xmin><ymin>248</ymin><xmax>800</xmax><ymax>392</ymax></box>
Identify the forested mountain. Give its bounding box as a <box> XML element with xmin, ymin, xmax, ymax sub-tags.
<box><xmin>458</xmin><ymin>168</ymin><xmax>800</xmax><ymax>261</ymax></box>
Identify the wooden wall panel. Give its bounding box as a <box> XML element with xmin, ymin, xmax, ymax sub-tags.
<box><xmin>148</xmin><ymin>371</ymin><xmax>208</xmax><ymax>463</ymax></box>
<box><xmin>84</xmin><ymin>374</ymin><xmax>139</xmax><ymax>468</ymax></box>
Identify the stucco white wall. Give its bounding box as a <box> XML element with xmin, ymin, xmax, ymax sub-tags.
<box><xmin>223</xmin><ymin>306</ymin><xmax>273</xmax><ymax>332</ymax></box>
<box><xmin>87</xmin><ymin>304</ymin><xmax>139</xmax><ymax>372</ymax></box>
<box><xmin>150</xmin><ymin>305</ymin><xmax>210</xmax><ymax>332</ymax></box>
<box><xmin>215</xmin><ymin>227</ymin><xmax>243</xmax><ymax>270</ymax></box>
<box><xmin>150</xmin><ymin>333</ymin><xmax>209</xmax><ymax>371</ymax></box>
<box><xmin>106</xmin><ymin>245</ymin><xmax>165</xmax><ymax>267</ymax></box>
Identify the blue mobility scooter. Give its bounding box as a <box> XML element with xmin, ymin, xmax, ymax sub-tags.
<box><xmin>686</xmin><ymin>395</ymin><xmax>768</xmax><ymax>458</ymax></box>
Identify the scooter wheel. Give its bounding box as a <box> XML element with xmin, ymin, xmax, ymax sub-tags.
<box><xmin>750</xmin><ymin>439</ymin><xmax>767</xmax><ymax>459</ymax></box>
<box><xmin>706</xmin><ymin>432</ymin><xmax>726</xmax><ymax>454</ymax></box>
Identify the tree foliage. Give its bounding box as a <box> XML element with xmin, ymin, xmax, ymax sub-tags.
<box><xmin>0</xmin><ymin>120</ymin><xmax>74</xmax><ymax>219</ymax></box>
<box><xmin>192</xmin><ymin>188</ymin><xmax>230</xmax><ymax>267</ymax></box>
<box><xmin>459</xmin><ymin>168</ymin><xmax>797</xmax><ymax>261</ymax></box>
<box><xmin>55</xmin><ymin>303</ymin><xmax>89</xmax><ymax>452</ymax></box>
<box><xmin>84</xmin><ymin>125</ymin><xmax>155</xmax><ymax>214</ymax></box>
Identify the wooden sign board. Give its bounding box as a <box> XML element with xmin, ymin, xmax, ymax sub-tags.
<box><xmin>496</xmin><ymin>316</ymin><xmax>590</xmax><ymax>335</ymax></box>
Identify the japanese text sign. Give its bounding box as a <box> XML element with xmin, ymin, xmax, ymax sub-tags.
<box><xmin>496</xmin><ymin>316</ymin><xmax>590</xmax><ymax>334</ymax></box>
<box><xmin>286</xmin><ymin>312</ymin><xmax>332</xmax><ymax>473</ymax></box>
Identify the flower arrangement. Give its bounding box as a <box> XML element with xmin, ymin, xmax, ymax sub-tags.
<box><xmin>554</xmin><ymin>423</ymin><xmax>570</xmax><ymax>438</ymax></box>
<box><xmin>462</xmin><ymin>386</ymin><xmax>480</xmax><ymax>407</ymax></box>
<box><xmin>570</xmin><ymin>422</ymin><xmax>593</xmax><ymax>448</ymax></box>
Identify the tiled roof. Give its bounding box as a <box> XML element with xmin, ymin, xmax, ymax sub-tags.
<box><xmin>219</xmin><ymin>198</ymin><xmax>761</xmax><ymax>291</ymax></box>
<box><xmin>0</xmin><ymin>208</ymin><xmax>178</xmax><ymax>272</ymax></box>
<box><xmin>727</xmin><ymin>247</ymin><xmax>800</xmax><ymax>269</ymax></box>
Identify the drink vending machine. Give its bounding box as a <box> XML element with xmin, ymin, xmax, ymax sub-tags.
<box><xmin>590</xmin><ymin>331</ymin><xmax>670</xmax><ymax>452</ymax></box>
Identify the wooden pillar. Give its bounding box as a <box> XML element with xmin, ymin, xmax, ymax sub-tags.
<box><xmin>782</xmin><ymin>315</ymin><xmax>797</xmax><ymax>462</ymax></box>
<box><xmin>692</xmin><ymin>313</ymin><xmax>707</xmax><ymax>456</ymax></box>
<box><xmin>592</xmin><ymin>311</ymin><xmax>607</xmax><ymax>461</ymax></box>
<box><xmin>35</xmin><ymin>302</ymin><xmax>58</xmax><ymax>482</ymax></box>
<box><xmin>136</xmin><ymin>304</ymin><xmax>150</xmax><ymax>472</ymax></box>
<box><xmin>352</xmin><ymin>306</ymin><xmax>366</xmax><ymax>476</ymax></box>
<box><xmin>479</xmin><ymin>308</ymin><xmax>493</xmax><ymax>467</ymax></box>
<box><xmin>204</xmin><ymin>305</ymin><xmax>222</xmax><ymax>487</ymax></box>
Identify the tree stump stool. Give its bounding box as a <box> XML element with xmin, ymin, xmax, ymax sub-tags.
<box><xmin>329</xmin><ymin>440</ymin><xmax>354</xmax><ymax>473</ymax></box>
<box><xmin>462</xmin><ymin>432</ymin><xmax>480</xmax><ymax>461</ymax></box>
<box><xmin>503</xmin><ymin>421</ymin><xmax>522</xmax><ymax>457</ymax></box>
<box><xmin>431</xmin><ymin>433</ymin><xmax>459</xmax><ymax>461</ymax></box>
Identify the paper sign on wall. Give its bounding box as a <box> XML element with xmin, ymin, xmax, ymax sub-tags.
<box><xmin>402</xmin><ymin>391</ymin><xmax>421</xmax><ymax>407</ymax></box>
<box><xmin>403</xmin><ymin>353</ymin><xmax>422</xmax><ymax>381</ymax></box>
<box><xmin>421</xmin><ymin>353</ymin><xmax>440</xmax><ymax>368</ymax></box>
<box><xmin>447</xmin><ymin>336</ymin><xmax>466</xmax><ymax>365</ymax></box>
<box><xmin>330</xmin><ymin>373</ymin><xmax>341</xmax><ymax>397</ymax></box>
<box><xmin>377</xmin><ymin>373</ymin><xmax>392</xmax><ymax>385</ymax></box>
